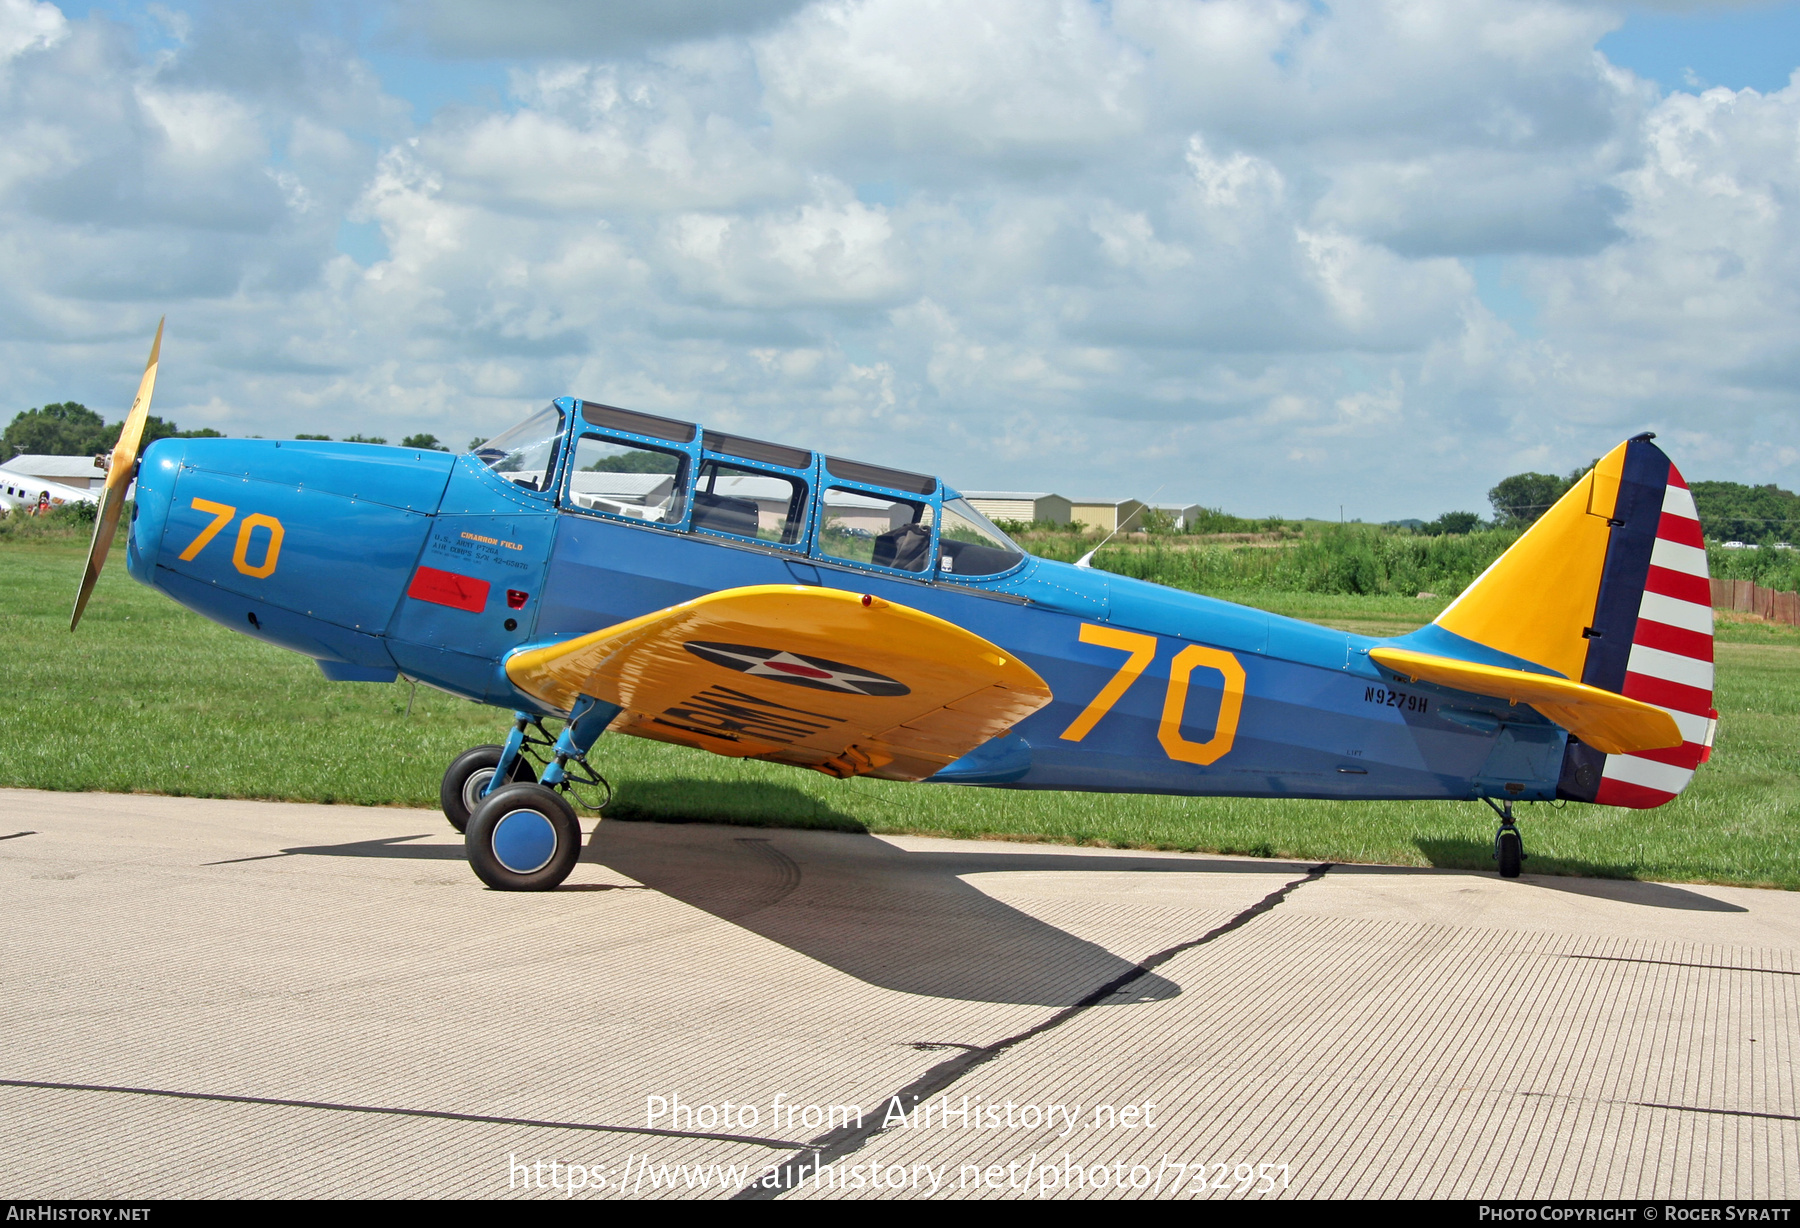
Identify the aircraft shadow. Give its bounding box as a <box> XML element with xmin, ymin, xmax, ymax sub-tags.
<box><xmin>247</xmin><ymin>795</ymin><xmax>1743</xmax><ymax>1006</ymax></box>
<box><xmin>582</xmin><ymin>813</ymin><xmax>1317</xmax><ymax>1008</ymax></box>
<box><xmin>1410</xmin><ymin>838</ymin><xmax>1746</xmax><ymax>912</ymax></box>
<box><xmin>603</xmin><ymin>779</ymin><xmax>868</xmax><ymax>832</ymax></box>
<box><xmin>203</xmin><ymin>833</ymin><xmax>460</xmax><ymax>864</ymax></box>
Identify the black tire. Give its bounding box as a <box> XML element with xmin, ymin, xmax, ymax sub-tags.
<box><xmin>1496</xmin><ymin>828</ymin><xmax>1524</xmax><ymax>879</ymax></box>
<box><xmin>465</xmin><ymin>783</ymin><xmax>582</xmax><ymax>891</ymax></box>
<box><xmin>441</xmin><ymin>744</ymin><xmax>536</xmax><ymax>833</ymax></box>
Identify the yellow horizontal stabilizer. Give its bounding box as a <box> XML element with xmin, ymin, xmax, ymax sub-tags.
<box><xmin>1368</xmin><ymin>647</ymin><xmax>1681</xmax><ymax>755</ymax></box>
<box><xmin>505</xmin><ymin>585</ymin><xmax>1052</xmax><ymax>781</ymax></box>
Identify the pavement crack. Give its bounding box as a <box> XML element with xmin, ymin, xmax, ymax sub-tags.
<box><xmin>0</xmin><ymin>1078</ymin><xmax>806</xmax><ymax>1150</ymax></box>
<box><xmin>732</xmin><ymin>861</ymin><xmax>1334</xmax><ymax>1200</ymax></box>
<box><xmin>1518</xmin><ymin>1089</ymin><xmax>1798</xmax><ymax>1123</ymax></box>
<box><xmin>1632</xmin><ymin>1102</ymin><xmax>1799</xmax><ymax>1122</ymax></box>
<box><xmin>1557</xmin><ymin>954</ymin><xmax>1798</xmax><ymax>977</ymax></box>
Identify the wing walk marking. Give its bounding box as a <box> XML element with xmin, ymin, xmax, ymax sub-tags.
<box><xmin>659</xmin><ymin>685</ymin><xmax>847</xmax><ymax>747</ymax></box>
<box><xmin>1059</xmin><ymin>624</ymin><xmax>1158</xmax><ymax>742</ymax></box>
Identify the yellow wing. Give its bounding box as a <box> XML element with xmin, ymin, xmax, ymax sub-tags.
<box><xmin>505</xmin><ymin>585</ymin><xmax>1052</xmax><ymax>781</ymax></box>
<box><xmin>1368</xmin><ymin>646</ymin><xmax>1682</xmax><ymax>755</ymax></box>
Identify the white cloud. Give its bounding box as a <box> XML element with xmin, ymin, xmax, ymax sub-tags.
<box><xmin>0</xmin><ymin>0</ymin><xmax>64</xmax><ymax>63</ymax></box>
<box><xmin>1</xmin><ymin>0</ymin><xmax>1798</xmax><ymax>520</ymax></box>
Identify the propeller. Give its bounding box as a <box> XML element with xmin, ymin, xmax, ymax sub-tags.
<box><xmin>71</xmin><ymin>317</ymin><xmax>163</xmax><ymax>632</ymax></box>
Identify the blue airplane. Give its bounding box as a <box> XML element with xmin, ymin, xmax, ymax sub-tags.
<box><xmin>74</xmin><ymin>325</ymin><xmax>1718</xmax><ymax>890</ymax></box>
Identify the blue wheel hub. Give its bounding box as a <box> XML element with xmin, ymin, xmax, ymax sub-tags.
<box><xmin>492</xmin><ymin>808</ymin><xmax>558</xmax><ymax>874</ymax></box>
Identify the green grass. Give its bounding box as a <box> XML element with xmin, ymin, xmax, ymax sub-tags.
<box><xmin>3</xmin><ymin>540</ymin><xmax>1796</xmax><ymax>889</ymax></box>
<box><xmin>1020</xmin><ymin>522</ymin><xmax>1522</xmax><ymax>598</ymax></box>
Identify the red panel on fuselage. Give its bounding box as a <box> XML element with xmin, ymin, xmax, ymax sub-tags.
<box><xmin>407</xmin><ymin>565</ymin><xmax>490</xmax><ymax>613</ymax></box>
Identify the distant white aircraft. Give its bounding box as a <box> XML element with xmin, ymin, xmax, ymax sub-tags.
<box><xmin>0</xmin><ymin>472</ymin><xmax>99</xmax><ymax>515</ymax></box>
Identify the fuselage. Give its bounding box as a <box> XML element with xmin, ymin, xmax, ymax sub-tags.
<box><xmin>124</xmin><ymin>397</ymin><xmax>1569</xmax><ymax>803</ymax></box>
<box><xmin>3</xmin><ymin>474</ymin><xmax>98</xmax><ymax>514</ymax></box>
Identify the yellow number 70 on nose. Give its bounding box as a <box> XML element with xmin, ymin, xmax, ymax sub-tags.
<box><xmin>177</xmin><ymin>498</ymin><xmax>237</xmax><ymax>561</ymax></box>
<box><xmin>176</xmin><ymin>498</ymin><xmax>285</xmax><ymax>579</ymax></box>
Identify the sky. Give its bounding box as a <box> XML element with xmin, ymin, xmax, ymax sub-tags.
<box><xmin>5</xmin><ymin>0</ymin><xmax>1800</xmax><ymax>521</ymax></box>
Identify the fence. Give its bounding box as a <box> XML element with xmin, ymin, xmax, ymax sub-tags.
<box><xmin>1711</xmin><ymin>578</ymin><xmax>1800</xmax><ymax>626</ymax></box>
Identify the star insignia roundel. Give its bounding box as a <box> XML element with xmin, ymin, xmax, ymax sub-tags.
<box><xmin>684</xmin><ymin>642</ymin><xmax>911</xmax><ymax>696</ymax></box>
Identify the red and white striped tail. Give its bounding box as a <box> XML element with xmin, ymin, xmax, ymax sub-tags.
<box><xmin>1592</xmin><ymin>471</ymin><xmax>1719</xmax><ymax>808</ymax></box>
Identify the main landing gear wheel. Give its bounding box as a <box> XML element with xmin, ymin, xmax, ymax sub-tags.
<box><xmin>464</xmin><ymin>782</ymin><xmax>582</xmax><ymax>891</ymax></box>
<box><xmin>441</xmin><ymin>744</ymin><xmax>536</xmax><ymax>833</ymax></box>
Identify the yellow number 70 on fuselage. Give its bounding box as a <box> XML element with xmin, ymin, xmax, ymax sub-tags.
<box><xmin>176</xmin><ymin>498</ymin><xmax>285</xmax><ymax>579</ymax></box>
<box><xmin>1058</xmin><ymin>623</ymin><xmax>1246</xmax><ymax>766</ymax></box>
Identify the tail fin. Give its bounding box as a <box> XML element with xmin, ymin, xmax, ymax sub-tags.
<box><xmin>1427</xmin><ymin>434</ymin><xmax>1717</xmax><ymax>809</ymax></box>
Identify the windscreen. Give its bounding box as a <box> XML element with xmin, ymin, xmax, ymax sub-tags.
<box><xmin>939</xmin><ymin>497</ymin><xmax>1025</xmax><ymax>576</ymax></box>
<box><xmin>472</xmin><ymin>404</ymin><xmax>564</xmax><ymax>492</ymax></box>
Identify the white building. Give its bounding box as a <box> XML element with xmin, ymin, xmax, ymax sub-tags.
<box><xmin>1149</xmin><ymin>502</ymin><xmax>1206</xmax><ymax>530</ymax></box>
<box><xmin>820</xmin><ymin>486</ymin><xmax>914</xmax><ymax>534</ymax></box>
<box><xmin>2</xmin><ymin>454</ymin><xmax>107</xmax><ymax>491</ymax></box>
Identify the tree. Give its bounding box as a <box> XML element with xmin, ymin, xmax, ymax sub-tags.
<box><xmin>584</xmin><ymin>450</ymin><xmax>679</xmax><ymax>474</ymax></box>
<box><xmin>401</xmin><ymin>433</ymin><xmax>449</xmax><ymax>451</ymax></box>
<box><xmin>1137</xmin><ymin>507</ymin><xmax>1177</xmax><ymax>535</ymax></box>
<box><xmin>343</xmin><ymin>433</ymin><xmax>387</xmax><ymax>444</ymax></box>
<box><xmin>142</xmin><ymin>416</ymin><xmax>222</xmax><ymax>443</ymax></box>
<box><xmin>1690</xmin><ymin>480</ymin><xmax>1800</xmax><ymax>544</ymax></box>
<box><xmin>295</xmin><ymin>433</ymin><xmax>332</xmax><ymax>441</ymax></box>
<box><xmin>467</xmin><ymin>436</ymin><xmax>487</xmax><ymax>451</ymax></box>
<box><xmin>3</xmin><ymin>402</ymin><xmax>112</xmax><ymax>458</ymax></box>
<box><xmin>3</xmin><ymin>403</ymin><xmax>224</xmax><ymax>459</ymax></box>
<box><xmin>1488</xmin><ymin>472</ymin><xmax>1572</xmax><ymax>526</ymax></box>
<box><xmin>1422</xmin><ymin>510</ymin><xmax>1485</xmax><ymax>536</ymax></box>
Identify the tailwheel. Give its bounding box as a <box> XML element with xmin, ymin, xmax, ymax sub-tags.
<box><xmin>440</xmin><ymin>744</ymin><xmax>536</xmax><ymax>833</ymax></box>
<box><xmin>1495</xmin><ymin>825</ymin><xmax>1524</xmax><ymax>879</ymax></box>
<box><xmin>1484</xmin><ymin>797</ymin><xmax>1527</xmax><ymax>879</ymax></box>
<box><xmin>465</xmin><ymin>783</ymin><xmax>582</xmax><ymax>891</ymax></box>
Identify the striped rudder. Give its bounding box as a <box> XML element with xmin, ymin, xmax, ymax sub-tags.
<box><xmin>1420</xmin><ymin>433</ymin><xmax>1717</xmax><ymax>810</ymax></box>
<box><xmin>1558</xmin><ymin>441</ymin><xmax>1718</xmax><ymax>808</ymax></box>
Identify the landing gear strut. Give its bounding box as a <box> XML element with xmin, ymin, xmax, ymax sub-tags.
<box><xmin>461</xmin><ymin>696</ymin><xmax>622</xmax><ymax>892</ymax></box>
<box><xmin>439</xmin><ymin>713</ymin><xmax>557</xmax><ymax>832</ymax></box>
<box><xmin>1482</xmin><ymin>796</ymin><xmax>1526</xmax><ymax>879</ymax></box>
